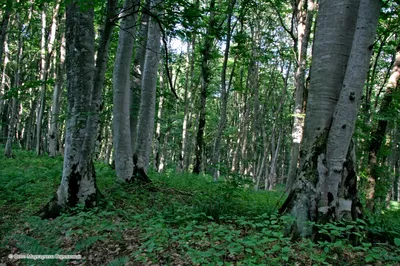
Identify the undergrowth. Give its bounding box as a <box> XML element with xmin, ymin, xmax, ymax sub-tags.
<box><xmin>1</xmin><ymin>146</ymin><xmax>400</xmax><ymax>265</ymax></box>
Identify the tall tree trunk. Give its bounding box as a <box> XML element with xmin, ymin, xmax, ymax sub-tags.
<box><xmin>38</xmin><ymin>1</ymin><xmax>102</xmax><ymax>219</ymax></box>
<box><xmin>131</xmin><ymin>0</ymin><xmax>150</xmax><ymax>153</ymax></box>
<box><xmin>193</xmin><ymin>0</ymin><xmax>216</xmax><ymax>174</ymax></box>
<box><xmin>280</xmin><ymin>0</ymin><xmax>379</xmax><ymax>238</ymax></box>
<box><xmin>134</xmin><ymin>0</ymin><xmax>162</xmax><ymax>177</ymax></box>
<box><xmin>112</xmin><ymin>0</ymin><xmax>139</xmax><ymax>181</ymax></box>
<box><xmin>286</xmin><ymin>0</ymin><xmax>314</xmax><ymax>191</ymax></box>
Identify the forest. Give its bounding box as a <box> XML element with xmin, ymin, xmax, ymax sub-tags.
<box><xmin>1</xmin><ymin>0</ymin><xmax>400</xmax><ymax>265</ymax></box>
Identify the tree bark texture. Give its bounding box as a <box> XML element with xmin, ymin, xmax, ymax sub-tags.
<box><xmin>135</xmin><ymin>0</ymin><xmax>162</xmax><ymax>174</ymax></box>
<box><xmin>38</xmin><ymin>1</ymin><xmax>101</xmax><ymax>219</ymax></box>
<box><xmin>112</xmin><ymin>0</ymin><xmax>139</xmax><ymax>181</ymax></box>
<box><xmin>280</xmin><ymin>0</ymin><xmax>380</xmax><ymax>238</ymax></box>
<box><xmin>131</xmin><ymin>0</ymin><xmax>150</xmax><ymax>153</ymax></box>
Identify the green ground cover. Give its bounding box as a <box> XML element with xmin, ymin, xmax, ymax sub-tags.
<box><xmin>1</xmin><ymin>147</ymin><xmax>400</xmax><ymax>265</ymax></box>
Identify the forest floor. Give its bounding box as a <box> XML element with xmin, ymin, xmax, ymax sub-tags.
<box><xmin>1</xmin><ymin>147</ymin><xmax>400</xmax><ymax>265</ymax></box>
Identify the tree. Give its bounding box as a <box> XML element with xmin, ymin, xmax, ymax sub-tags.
<box><xmin>131</xmin><ymin>0</ymin><xmax>150</xmax><ymax>154</ymax></box>
<box><xmin>134</xmin><ymin>0</ymin><xmax>162</xmax><ymax>178</ymax></box>
<box><xmin>112</xmin><ymin>0</ymin><xmax>140</xmax><ymax>181</ymax></box>
<box><xmin>38</xmin><ymin>1</ymin><xmax>103</xmax><ymax>218</ymax></box>
<box><xmin>193</xmin><ymin>0</ymin><xmax>217</xmax><ymax>174</ymax></box>
<box><xmin>279</xmin><ymin>0</ymin><xmax>380</xmax><ymax>238</ymax></box>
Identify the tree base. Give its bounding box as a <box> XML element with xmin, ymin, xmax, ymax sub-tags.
<box><xmin>36</xmin><ymin>188</ymin><xmax>104</xmax><ymax>219</ymax></box>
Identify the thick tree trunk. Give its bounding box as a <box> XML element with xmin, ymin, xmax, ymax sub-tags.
<box><xmin>112</xmin><ymin>0</ymin><xmax>139</xmax><ymax>181</ymax></box>
<box><xmin>135</xmin><ymin>0</ymin><xmax>162</xmax><ymax>177</ymax></box>
<box><xmin>38</xmin><ymin>2</ymin><xmax>101</xmax><ymax>219</ymax></box>
<box><xmin>280</xmin><ymin>0</ymin><xmax>379</xmax><ymax>238</ymax></box>
<box><xmin>324</xmin><ymin>0</ymin><xmax>380</xmax><ymax>218</ymax></box>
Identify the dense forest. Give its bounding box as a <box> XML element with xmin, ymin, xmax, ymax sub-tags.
<box><xmin>1</xmin><ymin>0</ymin><xmax>400</xmax><ymax>264</ymax></box>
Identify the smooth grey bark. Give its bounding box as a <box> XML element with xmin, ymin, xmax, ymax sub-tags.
<box><xmin>112</xmin><ymin>0</ymin><xmax>139</xmax><ymax>181</ymax></box>
<box><xmin>135</xmin><ymin>0</ymin><xmax>162</xmax><ymax>173</ymax></box>
<box><xmin>131</xmin><ymin>0</ymin><xmax>150</xmax><ymax>153</ymax></box>
<box><xmin>279</xmin><ymin>0</ymin><xmax>378</xmax><ymax>238</ymax></box>
<box><xmin>324</xmin><ymin>0</ymin><xmax>380</xmax><ymax>217</ymax></box>
<box><xmin>286</xmin><ymin>0</ymin><xmax>314</xmax><ymax>191</ymax></box>
<box><xmin>38</xmin><ymin>2</ymin><xmax>101</xmax><ymax>219</ymax></box>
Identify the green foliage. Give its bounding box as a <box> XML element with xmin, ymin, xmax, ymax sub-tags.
<box><xmin>1</xmin><ymin>147</ymin><xmax>400</xmax><ymax>265</ymax></box>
